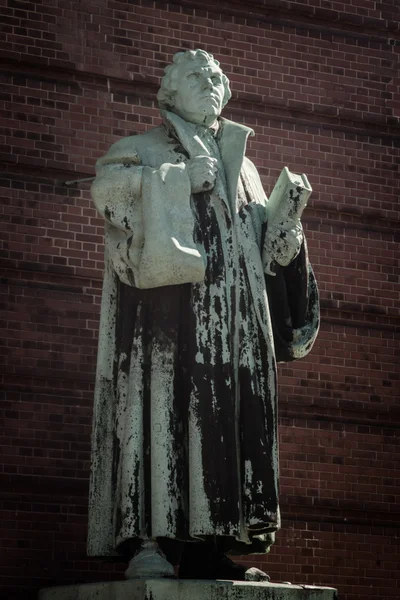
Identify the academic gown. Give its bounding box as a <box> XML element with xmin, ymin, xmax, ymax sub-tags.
<box><xmin>87</xmin><ymin>111</ymin><xmax>319</xmax><ymax>557</ymax></box>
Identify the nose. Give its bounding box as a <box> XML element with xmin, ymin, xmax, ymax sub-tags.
<box><xmin>202</xmin><ymin>77</ymin><xmax>213</xmax><ymax>90</ymax></box>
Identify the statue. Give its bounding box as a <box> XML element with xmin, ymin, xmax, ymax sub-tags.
<box><xmin>88</xmin><ymin>49</ymin><xmax>319</xmax><ymax>581</ymax></box>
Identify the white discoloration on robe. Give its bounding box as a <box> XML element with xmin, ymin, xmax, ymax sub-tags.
<box><xmin>188</xmin><ymin>384</ymin><xmax>213</xmax><ymax>536</ymax></box>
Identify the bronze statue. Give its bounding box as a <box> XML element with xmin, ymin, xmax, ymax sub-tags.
<box><xmin>88</xmin><ymin>49</ymin><xmax>319</xmax><ymax>580</ymax></box>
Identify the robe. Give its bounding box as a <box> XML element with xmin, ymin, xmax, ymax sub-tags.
<box><xmin>87</xmin><ymin>111</ymin><xmax>319</xmax><ymax>558</ymax></box>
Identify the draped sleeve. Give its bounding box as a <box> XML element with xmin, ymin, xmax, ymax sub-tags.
<box><xmin>91</xmin><ymin>137</ymin><xmax>206</xmax><ymax>289</ymax></box>
<box><xmin>265</xmin><ymin>240</ymin><xmax>320</xmax><ymax>362</ymax></box>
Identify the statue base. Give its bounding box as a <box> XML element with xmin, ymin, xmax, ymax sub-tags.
<box><xmin>39</xmin><ymin>579</ymin><xmax>338</xmax><ymax>600</ymax></box>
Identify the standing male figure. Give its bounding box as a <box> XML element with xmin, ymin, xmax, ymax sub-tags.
<box><xmin>88</xmin><ymin>49</ymin><xmax>319</xmax><ymax>579</ymax></box>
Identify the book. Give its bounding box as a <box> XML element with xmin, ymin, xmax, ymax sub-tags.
<box><xmin>263</xmin><ymin>167</ymin><xmax>312</xmax><ymax>275</ymax></box>
<box><xmin>266</xmin><ymin>166</ymin><xmax>312</xmax><ymax>225</ymax></box>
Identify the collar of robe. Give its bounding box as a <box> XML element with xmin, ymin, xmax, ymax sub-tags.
<box><xmin>161</xmin><ymin>110</ymin><xmax>255</xmax><ymax>212</ymax></box>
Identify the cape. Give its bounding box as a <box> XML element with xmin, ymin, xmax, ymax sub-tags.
<box><xmin>87</xmin><ymin>111</ymin><xmax>320</xmax><ymax>557</ymax></box>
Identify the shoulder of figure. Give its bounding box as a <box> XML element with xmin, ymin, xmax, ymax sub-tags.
<box><xmin>241</xmin><ymin>155</ymin><xmax>268</xmax><ymax>207</ymax></box>
<box><xmin>242</xmin><ymin>155</ymin><xmax>259</xmax><ymax>175</ymax></box>
<box><xmin>96</xmin><ymin>125</ymin><xmax>166</xmax><ymax>168</ymax></box>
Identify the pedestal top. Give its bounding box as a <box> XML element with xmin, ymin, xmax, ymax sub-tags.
<box><xmin>39</xmin><ymin>578</ymin><xmax>338</xmax><ymax>600</ymax></box>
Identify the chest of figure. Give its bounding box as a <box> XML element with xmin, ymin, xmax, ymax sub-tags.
<box><xmin>135</xmin><ymin>127</ymin><xmax>264</xmax><ymax>247</ymax></box>
<box><xmin>137</xmin><ymin>132</ymin><xmax>191</xmax><ymax>170</ymax></box>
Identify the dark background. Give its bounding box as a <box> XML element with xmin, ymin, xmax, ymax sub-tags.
<box><xmin>1</xmin><ymin>1</ymin><xmax>399</xmax><ymax>598</ymax></box>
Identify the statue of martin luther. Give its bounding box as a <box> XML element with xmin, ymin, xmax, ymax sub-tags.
<box><xmin>88</xmin><ymin>49</ymin><xmax>319</xmax><ymax>580</ymax></box>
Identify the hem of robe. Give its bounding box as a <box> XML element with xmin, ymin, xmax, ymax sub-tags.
<box><xmin>89</xmin><ymin>534</ymin><xmax>279</xmax><ymax>563</ymax></box>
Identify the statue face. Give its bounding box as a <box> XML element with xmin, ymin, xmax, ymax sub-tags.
<box><xmin>173</xmin><ymin>60</ymin><xmax>225</xmax><ymax>126</ymax></box>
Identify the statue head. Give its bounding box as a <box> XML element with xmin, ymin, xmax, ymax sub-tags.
<box><xmin>157</xmin><ymin>49</ymin><xmax>232</xmax><ymax>127</ymax></box>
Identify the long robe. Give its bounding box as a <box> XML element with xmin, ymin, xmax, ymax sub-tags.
<box><xmin>87</xmin><ymin>111</ymin><xmax>319</xmax><ymax>557</ymax></box>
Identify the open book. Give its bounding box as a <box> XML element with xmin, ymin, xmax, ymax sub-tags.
<box><xmin>263</xmin><ymin>167</ymin><xmax>312</xmax><ymax>275</ymax></box>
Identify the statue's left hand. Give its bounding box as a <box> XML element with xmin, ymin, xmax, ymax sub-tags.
<box><xmin>263</xmin><ymin>221</ymin><xmax>303</xmax><ymax>276</ymax></box>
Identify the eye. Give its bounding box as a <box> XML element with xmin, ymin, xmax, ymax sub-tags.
<box><xmin>188</xmin><ymin>73</ymin><xmax>200</xmax><ymax>80</ymax></box>
<box><xmin>211</xmin><ymin>75</ymin><xmax>222</xmax><ymax>84</ymax></box>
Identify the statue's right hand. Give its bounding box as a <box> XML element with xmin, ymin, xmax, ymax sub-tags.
<box><xmin>186</xmin><ymin>155</ymin><xmax>218</xmax><ymax>194</ymax></box>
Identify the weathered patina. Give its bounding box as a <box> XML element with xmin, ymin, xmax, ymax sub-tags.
<box><xmin>88</xmin><ymin>50</ymin><xmax>319</xmax><ymax>576</ymax></box>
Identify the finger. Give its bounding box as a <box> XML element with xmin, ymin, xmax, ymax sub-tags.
<box><xmin>264</xmin><ymin>265</ymin><xmax>276</xmax><ymax>277</ymax></box>
<box><xmin>205</xmin><ymin>158</ymin><xmax>218</xmax><ymax>168</ymax></box>
<box><xmin>203</xmin><ymin>167</ymin><xmax>217</xmax><ymax>177</ymax></box>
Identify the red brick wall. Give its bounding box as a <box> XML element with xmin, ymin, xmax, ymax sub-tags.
<box><xmin>1</xmin><ymin>1</ymin><xmax>399</xmax><ymax>598</ymax></box>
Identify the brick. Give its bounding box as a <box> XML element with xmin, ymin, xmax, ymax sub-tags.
<box><xmin>0</xmin><ymin>1</ymin><xmax>399</xmax><ymax>599</ymax></box>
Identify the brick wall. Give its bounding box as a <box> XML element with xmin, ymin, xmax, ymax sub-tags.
<box><xmin>1</xmin><ymin>1</ymin><xmax>399</xmax><ymax>598</ymax></box>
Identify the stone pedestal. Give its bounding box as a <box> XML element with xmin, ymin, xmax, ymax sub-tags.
<box><xmin>39</xmin><ymin>579</ymin><xmax>338</xmax><ymax>600</ymax></box>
